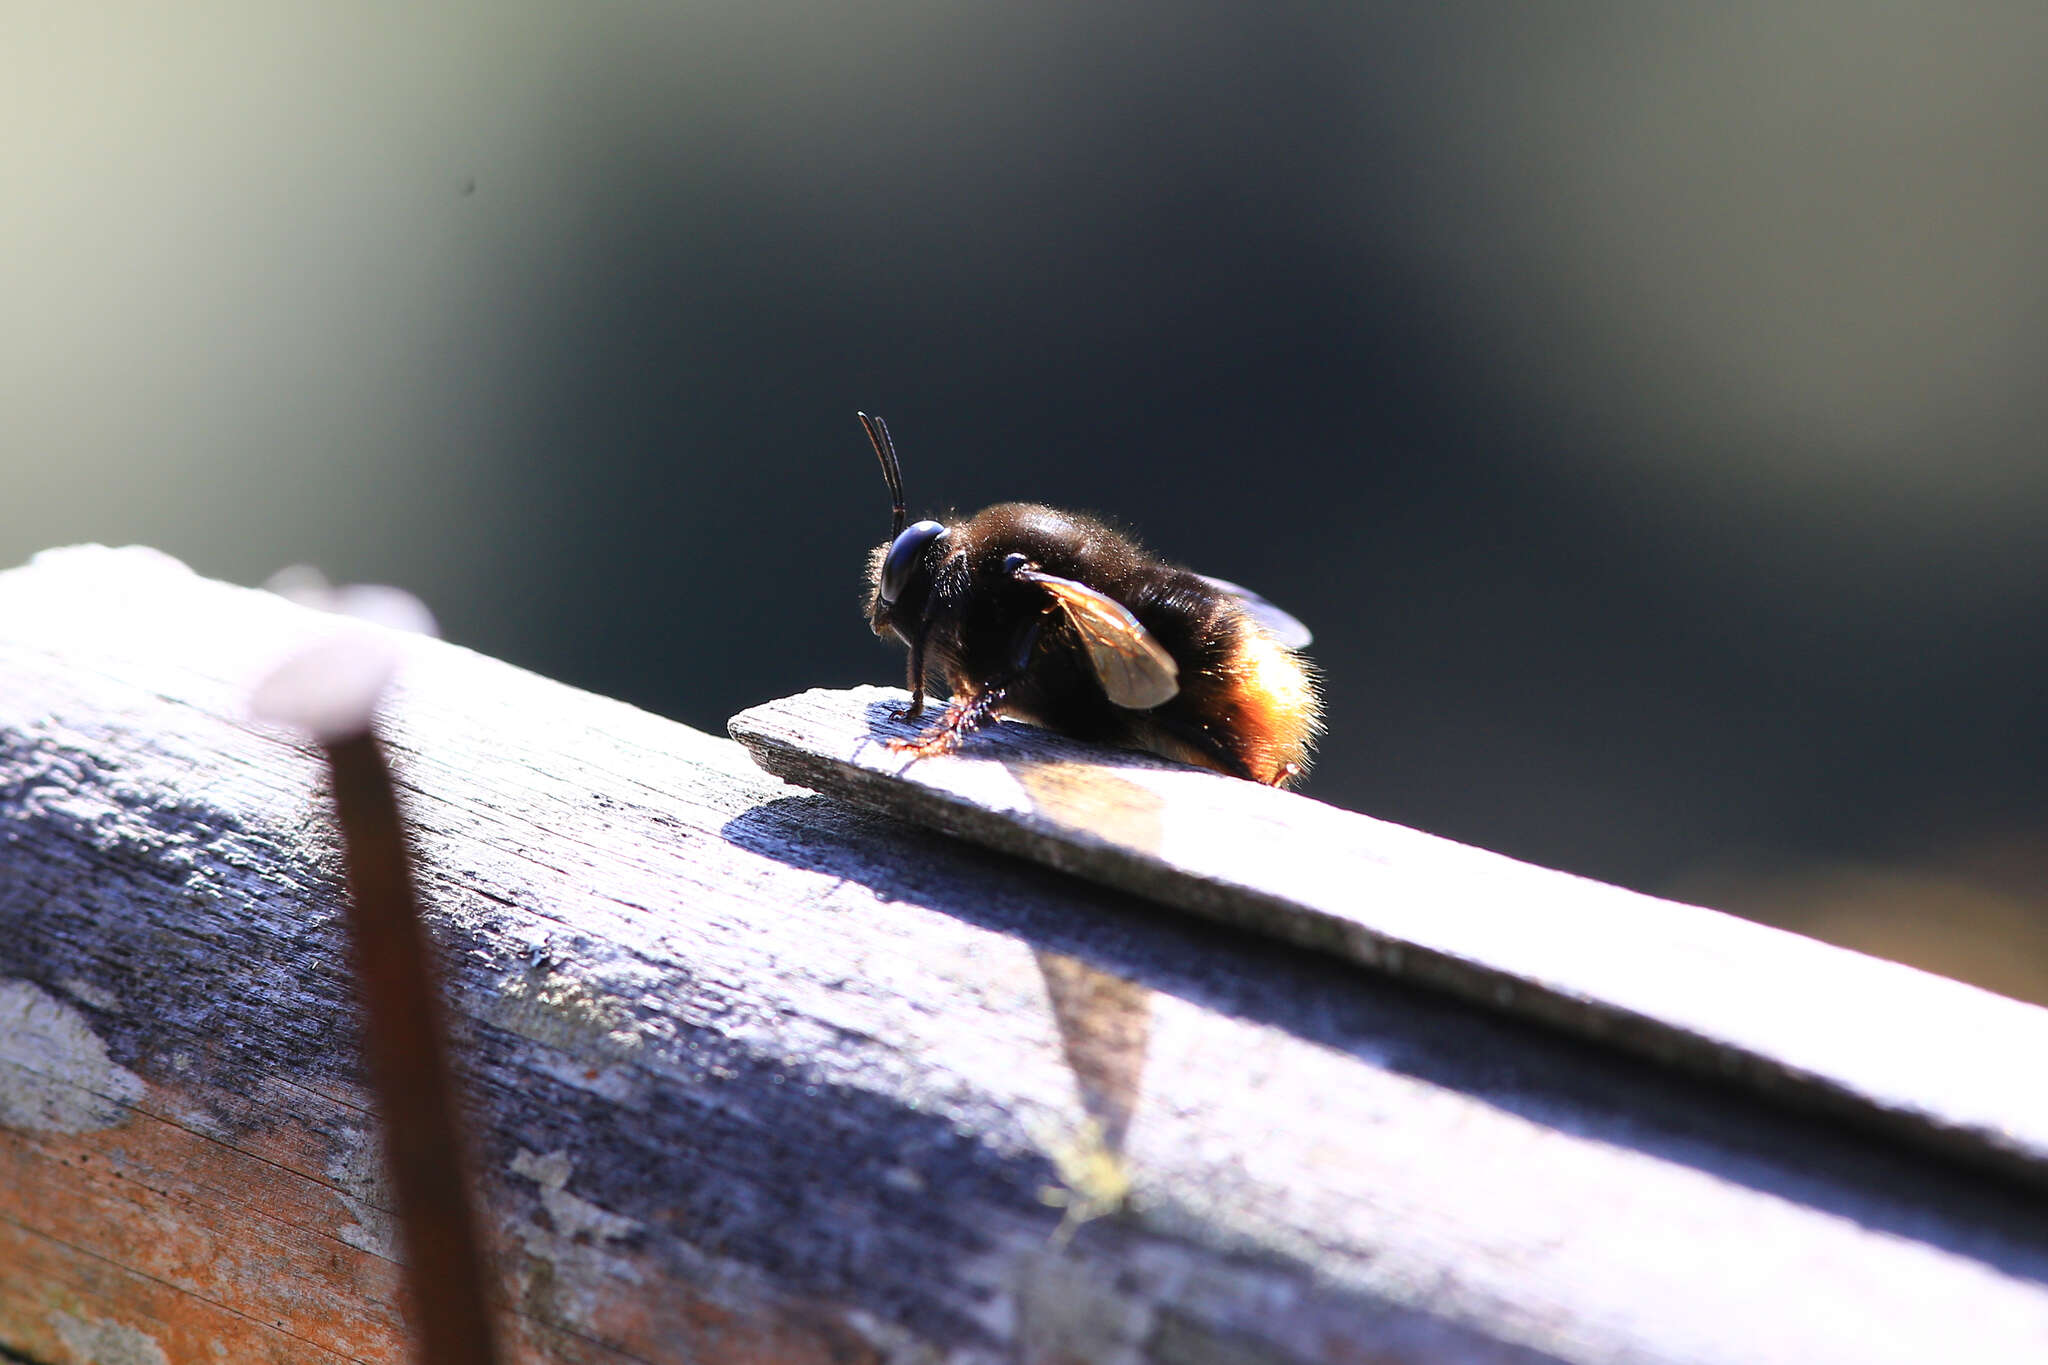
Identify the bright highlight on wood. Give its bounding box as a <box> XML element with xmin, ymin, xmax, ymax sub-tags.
<box><xmin>731</xmin><ymin>684</ymin><xmax>2048</xmax><ymax>1193</ymax></box>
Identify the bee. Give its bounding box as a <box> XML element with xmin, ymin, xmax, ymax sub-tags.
<box><xmin>858</xmin><ymin>412</ymin><xmax>1322</xmax><ymax>786</ymax></box>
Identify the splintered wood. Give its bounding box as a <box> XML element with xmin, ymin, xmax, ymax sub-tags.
<box><xmin>5</xmin><ymin>545</ymin><xmax>2048</xmax><ymax>1365</ymax></box>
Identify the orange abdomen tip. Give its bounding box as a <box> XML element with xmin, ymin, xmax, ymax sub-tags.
<box><xmin>1226</xmin><ymin>619</ymin><xmax>1323</xmax><ymax>786</ymax></box>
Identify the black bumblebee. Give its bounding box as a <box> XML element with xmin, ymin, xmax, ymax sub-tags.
<box><xmin>859</xmin><ymin>413</ymin><xmax>1321</xmax><ymax>786</ymax></box>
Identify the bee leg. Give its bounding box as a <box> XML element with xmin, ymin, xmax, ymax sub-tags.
<box><xmin>1009</xmin><ymin>613</ymin><xmax>1049</xmax><ymax>673</ymax></box>
<box><xmin>897</xmin><ymin>623</ymin><xmax>931</xmax><ymax>721</ymax></box>
<box><xmin>1144</xmin><ymin>712</ymin><xmax>1258</xmax><ymax>782</ymax></box>
<box><xmin>890</xmin><ymin>617</ymin><xmax>1041</xmax><ymax>758</ymax></box>
<box><xmin>887</xmin><ymin>679</ymin><xmax>1013</xmax><ymax>759</ymax></box>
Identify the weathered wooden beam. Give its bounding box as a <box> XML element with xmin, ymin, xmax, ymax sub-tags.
<box><xmin>4</xmin><ymin>545</ymin><xmax>2048</xmax><ymax>1364</ymax></box>
<box><xmin>730</xmin><ymin>688</ymin><xmax>2048</xmax><ymax>1192</ymax></box>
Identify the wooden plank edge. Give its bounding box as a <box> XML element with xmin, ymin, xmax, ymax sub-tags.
<box><xmin>728</xmin><ymin>685</ymin><xmax>2048</xmax><ymax>1193</ymax></box>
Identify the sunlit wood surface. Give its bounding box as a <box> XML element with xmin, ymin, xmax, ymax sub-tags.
<box><xmin>4</xmin><ymin>546</ymin><xmax>2048</xmax><ymax>1365</ymax></box>
<box><xmin>732</xmin><ymin>685</ymin><xmax>2048</xmax><ymax>1190</ymax></box>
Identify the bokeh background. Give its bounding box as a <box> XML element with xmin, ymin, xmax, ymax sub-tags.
<box><xmin>7</xmin><ymin>6</ymin><xmax>2045</xmax><ymax>999</ymax></box>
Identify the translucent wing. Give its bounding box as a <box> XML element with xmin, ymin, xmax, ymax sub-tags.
<box><xmin>1014</xmin><ymin>568</ymin><xmax>1181</xmax><ymax>710</ymax></box>
<box><xmin>1195</xmin><ymin>574</ymin><xmax>1313</xmax><ymax>649</ymax></box>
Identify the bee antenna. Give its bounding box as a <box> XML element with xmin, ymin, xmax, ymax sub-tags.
<box><xmin>858</xmin><ymin>411</ymin><xmax>907</xmax><ymax>539</ymax></box>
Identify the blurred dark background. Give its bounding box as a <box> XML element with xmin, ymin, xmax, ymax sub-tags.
<box><xmin>7</xmin><ymin>6</ymin><xmax>2045</xmax><ymax>998</ymax></box>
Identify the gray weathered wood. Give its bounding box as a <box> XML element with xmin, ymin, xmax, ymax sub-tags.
<box><xmin>730</xmin><ymin>686</ymin><xmax>2048</xmax><ymax>1192</ymax></box>
<box><xmin>5</xmin><ymin>545</ymin><xmax>2048</xmax><ymax>1365</ymax></box>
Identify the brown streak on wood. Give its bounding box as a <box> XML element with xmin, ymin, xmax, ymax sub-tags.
<box><xmin>1033</xmin><ymin>953</ymin><xmax>1151</xmax><ymax>1155</ymax></box>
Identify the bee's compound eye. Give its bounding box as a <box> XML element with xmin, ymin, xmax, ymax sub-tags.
<box><xmin>881</xmin><ymin>520</ymin><xmax>948</xmax><ymax>604</ymax></box>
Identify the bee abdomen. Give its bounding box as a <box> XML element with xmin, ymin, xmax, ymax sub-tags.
<box><xmin>1127</xmin><ymin>572</ymin><xmax>1322</xmax><ymax>787</ymax></box>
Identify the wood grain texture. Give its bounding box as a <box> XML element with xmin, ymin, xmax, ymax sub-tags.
<box><xmin>730</xmin><ymin>686</ymin><xmax>2048</xmax><ymax>1191</ymax></box>
<box><xmin>2</xmin><ymin>545</ymin><xmax>2047</xmax><ymax>1364</ymax></box>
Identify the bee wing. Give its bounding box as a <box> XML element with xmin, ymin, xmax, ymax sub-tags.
<box><xmin>1015</xmin><ymin>568</ymin><xmax>1181</xmax><ymax>710</ymax></box>
<box><xmin>1194</xmin><ymin>574</ymin><xmax>1313</xmax><ymax>649</ymax></box>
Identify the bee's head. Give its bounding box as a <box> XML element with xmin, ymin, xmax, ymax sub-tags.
<box><xmin>858</xmin><ymin>412</ymin><xmax>951</xmax><ymax>641</ymax></box>
<box><xmin>867</xmin><ymin>519</ymin><xmax>949</xmax><ymax>641</ymax></box>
